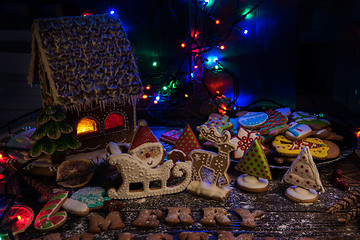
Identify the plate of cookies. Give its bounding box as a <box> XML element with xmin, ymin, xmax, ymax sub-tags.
<box><xmin>190</xmin><ymin>108</ymin><xmax>357</xmax><ymax>169</ymax></box>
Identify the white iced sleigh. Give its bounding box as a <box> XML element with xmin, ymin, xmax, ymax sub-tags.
<box><xmin>107</xmin><ymin>143</ymin><xmax>192</xmax><ymax>199</ymax></box>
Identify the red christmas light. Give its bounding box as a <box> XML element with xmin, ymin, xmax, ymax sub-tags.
<box><xmin>146</xmin><ymin>85</ymin><xmax>150</xmax><ymax>90</ymax></box>
<box><xmin>215</xmin><ymin>19</ymin><xmax>220</xmax><ymax>24</ymax></box>
<box><xmin>181</xmin><ymin>43</ymin><xmax>186</xmax><ymax>48</ymax></box>
<box><xmin>220</xmin><ymin>45</ymin><xmax>225</xmax><ymax>50</ymax></box>
<box><xmin>82</xmin><ymin>13</ymin><xmax>91</xmax><ymax>16</ymax></box>
<box><xmin>0</xmin><ymin>205</ymin><xmax>34</xmax><ymax>235</ymax></box>
<box><xmin>154</xmin><ymin>100</ymin><xmax>158</xmax><ymax>104</ymax></box>
<box><xmin>142</xmin><ymin>95</ymin><xmax>148</xmax><ymax>99</ymax></box>
<box><xmin>184</xmin><ymin>94</ymin><xmax>189</xmax><ymax>98</ymax></box>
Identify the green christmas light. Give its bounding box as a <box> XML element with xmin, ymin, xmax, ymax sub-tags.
<box><xmin>152</xmin><ymin>61</ymin><xmax>158</xmax><ymax>67</ymax></box>
<box><xmin>242</xmin><ymin>8</ymin><xmax>253</xmax><ymax>18</ymax></box>
<box><xmin>163</xmin><ymin>86</ymin><xmax>167</xmax><ymax>91</ymax></box>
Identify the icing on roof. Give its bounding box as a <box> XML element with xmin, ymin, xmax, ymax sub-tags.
<box><xmin>27</xmin><ymin>14</ymin><xmax>143</xmax><ymax>111</ymax></box>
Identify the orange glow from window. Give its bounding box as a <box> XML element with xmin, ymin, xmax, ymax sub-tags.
<box><xmin>77</xmin><ymin>118</ymin><xmax>97</xmax><ymax>135</ymax></box>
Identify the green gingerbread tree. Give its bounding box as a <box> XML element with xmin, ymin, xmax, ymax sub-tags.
<box><xmin>29</xmin><ymin>106</ymin><xmax>81</xmax><ymax>165</ymax></box>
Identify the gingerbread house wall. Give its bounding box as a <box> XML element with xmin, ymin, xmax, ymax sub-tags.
<box><xmin>64</xmin><ymin>102</ymin><xmax>136</xmax><ymax>153</ymax></box>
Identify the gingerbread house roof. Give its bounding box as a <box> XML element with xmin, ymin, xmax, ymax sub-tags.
<box><xmin>27</xmin><ymin>14</ymin><xmax>143</xmax><ymax>112</ymax></box>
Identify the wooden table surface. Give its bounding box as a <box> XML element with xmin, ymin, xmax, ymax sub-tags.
<box><xmin>10</xmin><ymin>127</ymin><xmax>360</xmax><ymax>240</ymax></box>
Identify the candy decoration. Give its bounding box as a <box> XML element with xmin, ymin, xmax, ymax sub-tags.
<box><xmin>231</xmin><ymin>126</ymin><xmax>260</xmax><ymax>160</ymax></box>
<box><xmin>260</xmin><ymin>109</ymin><xmax>287</xmax><ymax>135</ymax></box>
<box><xmin>0</xmin><ymin>205</ymin><xmax>34</xmax><ymax>235</ymax></box>
<box><xmin>34</xmin><ymin>191</ymin><xmax>68</xmax><ymax>231</ymax></box>
<box><xmin>235</xmin><ymin>138</ymin><xmax>272</xmax><ymax>180</ymax></box>
<box><xmin>282</xmin><ymin>146</ymin><xmax>324</xmax><ymax>192</ymax></box>
<box><xmin>173</xmin><ymin>124</ymin><xmax>201</xmax><ymax>161</ymax></box>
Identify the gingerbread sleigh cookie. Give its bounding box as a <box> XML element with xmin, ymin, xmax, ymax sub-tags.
<box><xmin>197</xmin><ymin>114</ymin><xmax>233</xmax><ymax>140</ymax></box>
<box><xmin>107</xmin><ymin>143</ymin><xmax>192</xmax><ymax>199</ymax></box>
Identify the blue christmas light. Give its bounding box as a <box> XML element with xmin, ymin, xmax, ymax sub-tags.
<box><xmin>244</xmin><ymin>29</ymin><xmax>248</xmax><ymax>34</ymax></box>
<box><xmin>109</xmin><ymin>10</ymin><xmax>115</xmax><ymax>15</ymax></box>
<box><xmin>156</xmin><ymin>95</ymin><xmax>160</xmax><ymax>101</ymax></box>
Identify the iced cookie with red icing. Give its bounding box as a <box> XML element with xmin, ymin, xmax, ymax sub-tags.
<box><xmin>282</xmin><ymin>146</ymin><xmax>324</xmax><ymax>203</ymax></box>
<box><xmin>260</xmin><ymin>109</ymin><xmax>288</xmax><ymax>136</ymax></box>
<box><xmin>235</xmin><ymin>138</ymin><xmax>272</xmax><ymax>193</ymax></box>
<box><xmin>231</xmin><ymin>126</ymin><xmax>261</xmax><ymax>160</ymax></box>
<box><xmin>196</xmin><ymin>114</ymin><xmax>233</xmax><ymax>140</ymax></box>
<box><xmin>272</xmin><ymin>135</ymin><xmax>329</xmax><ymax>159</ymax></box>
<box><xmin>34</xmin><ymin>191</ymin><xmax>68</xmax><ymax>232</ymax></box>
<box><xmin>238</xmin><ymin>112</ymin><xmax>268</xmax><ymax>129</ymax></box>
<box><xmin>285</xmin><ymin>122</ymin><xmax>313</xmax><ymax>140</ymax></box>
<box><xmin>169</xmin><ymin>124</ymin><xmax>201</xmax><ymax>162</ymax></box>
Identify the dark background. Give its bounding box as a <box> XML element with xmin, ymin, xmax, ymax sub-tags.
<box><xmin>0</xmin><ymin>0</ymin><xmax>359</xmax><ymax>126</ymax></box>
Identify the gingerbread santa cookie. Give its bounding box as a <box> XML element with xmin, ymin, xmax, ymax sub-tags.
<box><xmin>282</xmin><ymin>146</ymin><xmax>324</xmax><ymax>203</ymax></box>
<box><xmin>128</xmin><ymin>120</ymin><xmax>166</xmax><ymax>168</ymax></box>
<box><xmin>235</xmin><ymin>138</ymin><xmax>272</xmax><ymax>193</ymax></box>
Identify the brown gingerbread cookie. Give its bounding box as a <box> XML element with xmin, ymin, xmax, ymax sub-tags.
<box><xmin>165</xmin><ymin>207</ymin><xmax>194</xmax><ymax>225</ymax></box>
<box><xmin>146</xmin><ymin>233</ymin><xmax>173</xmax><ymax>240</ymax></box>
<box><xmin>131</xmin><ymin>209</ymin><xmax>162</xmax><ymax>228</ymax></box>
<box><xmin>87</xmin><ymin>211</ymin><xmax>125</xmax><ymax>233</ymax></box>
<box><xmin>322</xmin><ymin>140</ymin><xmax>340</xmax><ymax>159</ymax></box>
<box><xmin>200</xmin><ymin>207</ymin><xmax>231</xmax><ymax>226</ymax></box>
<box><xmin>66</xmin><ymin>233</ymin><xmax>93</xmax><ymax>240</ymax></box>
<box><xmin>234</xmin><ymin>208</ymin><xmax>264</xmax><ymax>228</ymax></box>
<box><xmin>117</xmin><ymin>232</ymin><xmax>134</xmax><ymax>240</ymax></box>
<box><xmin>178</xmin><ymin>232</ymin><xmax>209</xmax><ymax>240</ymax></box>
<box><xmin>218</xmin><ymin>231</ymin><xmax>254</xmax><ymax>240</ymax></box>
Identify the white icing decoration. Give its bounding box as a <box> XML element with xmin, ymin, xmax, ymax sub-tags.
<box><xmin>230</xmin><ymin>126</ymin><xmax>259</xmax><ymax>159</ymax></box>
<box><xmin>285</xmin><ymin>186</ymin><xmax>318</xmax><ymax>201</ymax></box>
<box><xmin>285</xmin><ymin>122</ymin><xmax>312</xmax><ymax>138</ymax></box>
<box><xmin>237</xmin><ymin>174</ymin><xmax>269</xmax><ymax>189</ymax></box>
<box><xmin>186</xmin><ymin>181</ymin><xmax>230</xmax><ymax>199</ymax></box>
<box><xmin>62</xmin><ymin>198</ymin><xmax>89</xmax><ymax>213</ymax></box>
<box><xmin>107</xmin><ymin>142</ymin><xmax>192</xmax><ymax>200</ymax></box>
<box><xmin>238</xmin><ymin>112</ymin><xmax>268</xmax><ymax>128</ymax></box>
<box><xmin>282</xmin><ymin>147</ymin><xmax>324</xmax><ymax>192</ymax></box>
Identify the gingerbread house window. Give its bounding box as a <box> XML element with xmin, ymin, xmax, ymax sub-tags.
<box><xmin>76</xmin><ymin>118</ymin><xmax>98</xmax><ymax>135</ymax></box>
<box><xmin>105</xmin><ymin>113</ymin><xmax>124</xmax><ymax>130</ymax></box>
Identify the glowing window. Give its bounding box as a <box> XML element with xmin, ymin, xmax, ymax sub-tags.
<box><xmin>76</xmin><ymin>118</ymin><xmax>98</xmax><ymax>135</ymax></box>
<box><xmin>105</xmin><ymin>113</ymin><xmax>124</xmax><ymax>130</ymax></box>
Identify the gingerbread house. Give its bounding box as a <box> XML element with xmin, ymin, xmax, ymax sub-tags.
<box><xmin>27</xmin><ymin>14</ymin><xmax>143</xmax><ymax>152</ymax></box>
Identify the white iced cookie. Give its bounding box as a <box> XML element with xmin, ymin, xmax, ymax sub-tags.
<box><xmin>285</xmin><ymin>186</ymin><xmax>318</xmax><ymax>203</ymax></box>
<box><xmin>62</xmin><ymin>198</ymin><xmax>90</xmax><ymax>217</ymax></box>
<box><xmin>238</xmin><ymin>112</ymin><xmax>268</xmax><ymax>129</ymax></box>
<box><xmin>236</xmin><ymin>174</ymin><xmax>269</xmax><ymax>193</ymax></box>
<box><xmin>285</xmin><ymin>122</ymin><xmax>313</xmax><ymax>140</ymax></box>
